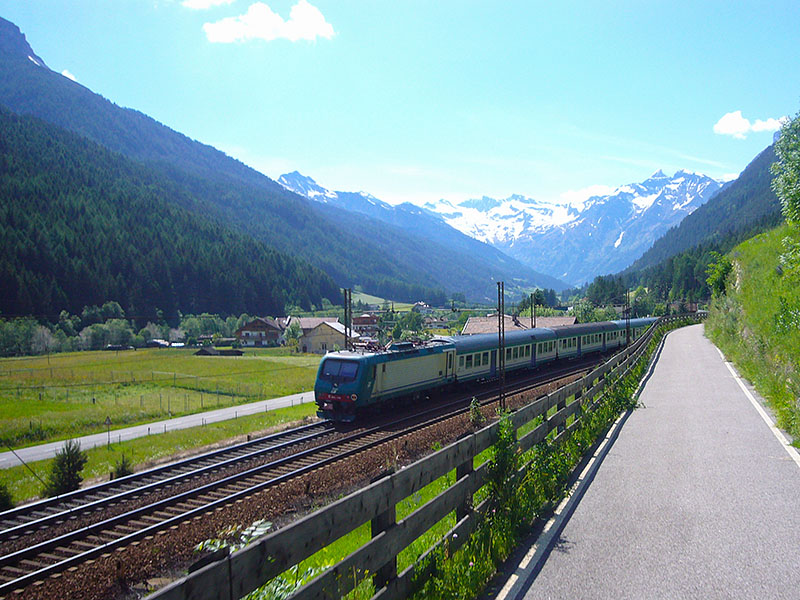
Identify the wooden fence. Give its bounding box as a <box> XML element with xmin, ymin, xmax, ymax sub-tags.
<box><xmin>151</xmin><ymin>315</ymin><xmax>699</xmax><ymax>600</ymax></box>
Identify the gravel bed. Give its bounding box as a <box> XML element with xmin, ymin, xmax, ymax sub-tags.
<box><xmin>9</xmin><ymin>374</ymin><xmax>579</xmax><ymax>600</ymax></box>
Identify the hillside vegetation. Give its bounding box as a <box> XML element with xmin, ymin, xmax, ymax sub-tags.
<box><xmin>705</xmin><ymin>224</ymin><xmax>800</xmax><ymax>441</ymax></box>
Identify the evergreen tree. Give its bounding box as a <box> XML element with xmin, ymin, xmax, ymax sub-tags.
<box><xmin>42</xmin><ymin>439</ymin><xmax>88</xmax><ymax>497</ymax></box>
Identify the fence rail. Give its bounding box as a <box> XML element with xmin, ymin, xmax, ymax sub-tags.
<box><xmin>151</xmin><ymin>315</ymin><xmax>698</xmax><ymax>600</ymax></box>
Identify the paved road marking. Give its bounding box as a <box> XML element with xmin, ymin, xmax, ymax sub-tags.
<box><xmin>716</xmin><ymin>346</ymin><xmax>800</xmax><ymax>470</ymax></box>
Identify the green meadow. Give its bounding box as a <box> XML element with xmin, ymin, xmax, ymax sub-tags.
<box><xmin>1</xmin><ymin>403</ymin><xmax>316</xmax><ymax>505</ymax></box>
<box><xmin>0</xmin><ymin>346</ymin><xmax>322</xmax><ymax>450</ymax></box>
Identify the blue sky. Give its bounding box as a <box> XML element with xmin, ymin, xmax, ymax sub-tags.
<box><xmin>3</xmin><ymin>1</ymin><xmax>799</xmax><ymax>205</ymax></box>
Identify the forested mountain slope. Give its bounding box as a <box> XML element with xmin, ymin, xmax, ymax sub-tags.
<box><xmin>0</xmin><ymin>16</ymin><xmax>555</xmax><ymax>303</ymax></box>
<box><xmin>0</xmin><ymin>109</ymin><xmax>340</xmax><ymax>320</ymax></box>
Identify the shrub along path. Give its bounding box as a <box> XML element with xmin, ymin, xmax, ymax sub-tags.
<box><xmin>493</xmin><ymin>323</ymin><xmax>800</xmax><ymax>599</ymax></box>
<box><xmin>0</xmin><ymin>391</ymin><xmax>313</xmax><ymax>470</ymax></box>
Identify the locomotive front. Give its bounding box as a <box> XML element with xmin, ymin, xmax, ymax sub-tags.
<box><xmin>314</xmin><ymin>352</ymin><xmax>372</xmax><ymax>422</ymax></box>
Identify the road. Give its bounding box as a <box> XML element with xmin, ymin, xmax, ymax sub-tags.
<box><xmin>0</xmin><ymin>391</ymin><xmax>314</xmax><ymax>470</ymax></box>
<box><xmin>492</xmin><ymin>323</ymin><xmax>800</xmax><ymax>600</ymax></box>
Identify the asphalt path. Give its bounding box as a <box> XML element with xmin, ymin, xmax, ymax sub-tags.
<box><xmin>0</xmin><ymin>391</ymin><xmax>315</xmax><ymax>469</ymax></box>
<box><xmin>493</xmin><ymin>323</ymin><xmax>800</xmax><ymax>600</ymax></box>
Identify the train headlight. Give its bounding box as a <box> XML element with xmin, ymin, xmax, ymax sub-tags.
<box><xmin>350</xmin><ymin>394</ymin><xmax>358</xmax><ymax>401</ymax></box>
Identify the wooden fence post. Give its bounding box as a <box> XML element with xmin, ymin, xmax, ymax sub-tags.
<box><xmin>556</xmin><ymin>388</ymin><xmax>567</xmax><ymax>434</ymax></box>
<box><xmin>372</xmin><ymin>504</ymin><xmax>397</xmax><ymax>590</ymax></box>
<box><xmin>456</xmin><ymin>435</ymin><xmax>475</xmax><ymax>521</ymax></box>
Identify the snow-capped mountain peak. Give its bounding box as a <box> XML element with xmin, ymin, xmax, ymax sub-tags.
<box><xmin>278</xmin><ymin>171</ymin><xmax>337</xmax><ymax>202</ymax></box>
<box><xmin>421</xmin><ymin>169</ymin><xmax>723</xmax><ymax>285</ymax></box>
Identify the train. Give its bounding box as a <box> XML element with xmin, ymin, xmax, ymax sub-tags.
<box><xmin>314</xmin><ymin>317</ymin><xmax>658</xmax><ymax>422</ymax></box>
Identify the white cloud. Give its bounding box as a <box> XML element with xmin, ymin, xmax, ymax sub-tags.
<box><xmin>713</xmin><ymin>110</ymin><xmax>786</xmax><ymax>139</ymax></box>
<box><xmin>182</xmin><ymin>0</ymin><xmax>234</xmax><ymax>9</ymax></box>
<box><xmin>61</xmin><ymin>69</ymin><xmax>77</xmax><ymax>82</ymax></box>
<box><xmin>203</xmin><ymin>1</ymin><xmax>334</xmax><ymax>43</ymax></box>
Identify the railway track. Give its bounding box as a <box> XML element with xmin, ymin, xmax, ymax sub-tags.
<box><xmin>0</xmin><ymin>358</ymin><xmax>599</xmax><ymax>596</ymax></box>
<box><xmin>0</xmin><ymin>421</ymin><xmax>337</xmax><ymax>549</ymax></box>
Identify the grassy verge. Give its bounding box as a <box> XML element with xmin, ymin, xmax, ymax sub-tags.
<box><xmin>0</xmin><ymin>347</ymin><xmax>320</xmax><ymax>449</ymax></box>
<box><xmin>705</xmin><ymin>223</ymin><xmax>800</xmax><ymax>442</ymax></box>
<box><xmin>0</xmin><ymin>403</ymin><xmax>316</xmax><ymax>505</ymax></box>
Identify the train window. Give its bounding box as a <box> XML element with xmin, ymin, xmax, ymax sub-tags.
<box><xmin>512</xmin><ymin>347</ymin><xmax>518</xmax><ymax>359</ymax></box>
<box><xmin>320</xmin><ymin>359</ymin><xmax>359</xmax><ymax>382</ymax></box>
<box><xmin>525</xmin><ymin>345</ymin><xmax>530</xmax><ymax>357</ymax></box>
<box><xmin>459</xmin><ymin>356</ymin><xmax>464</xmax><ymax>368</ymax></box>
<box><xmin>372</xmin><ymin>366</ymin><xmax>376</xmax><ymax>378</ymax></box>
<box><xmin>466</xmin><ymin>355</ymin><xmax>473</xmax><ymax>369</ymax></box>
<box><xmin>506</xmin><ymin>348</ymin><xmax>512</xmax><ymax>360</ymax></box>
<box><xmin>448</xmin><ymin>353</ymin><xmax>453</xmax><ymax>368</ymax></box>
<box><xmin>482</xmin><ymin>352</ymin><xmax>489</xmax><ymax>365</ymax></box>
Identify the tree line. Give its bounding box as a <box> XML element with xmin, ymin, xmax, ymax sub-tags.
<box><xmin>0</xmin><ymin>301</ymin><xmax>258</xmax><ymax>357</ymax></box>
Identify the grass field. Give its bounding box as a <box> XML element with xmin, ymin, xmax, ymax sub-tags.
<box><xmin>0</xmin><ymin>346</ymin><xmax>322</xmax><ymax>449</ymax></box>
<box><xmin>0</xmin><ymin>403</ymin><xmax>317</xmax><ymax>505</ymax></box>
<box><xmin>351</xmin><ymin>291</ymin><xmax>413</xmax><ymax>312</ymax></box>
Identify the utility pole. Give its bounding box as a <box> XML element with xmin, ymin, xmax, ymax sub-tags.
<box><xmin>343</xmin><ymin>288</ymin><xmax>352</xmax><ymax>351</ymax></box>
<box><xmin>497</xmin><ymin>281</ymin><xmax>506</xmax><ymax>411</ymax></box>
<box><xmin>530</xmin><ymin>292</ymin><xmax>534</xmax><ymax>329</ymax></box>
<box><xmin>625</xmin><ymin>288</ymin><xmax>631</xmax><ymax>345</ymax></box>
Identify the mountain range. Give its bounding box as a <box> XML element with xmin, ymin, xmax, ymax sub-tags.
<box><xmin>422</xmin><ymin>170</ymin><xmax>724</xmax><ymax>285</ymax></box>
<box><xmin>281</xmin><ymin>169</ymin><xmax>724</xmax><ymax>287</ymax></box>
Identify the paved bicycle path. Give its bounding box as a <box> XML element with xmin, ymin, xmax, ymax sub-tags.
<box><xmin>492</xmin><ymin>323</ymin><xmax>800</xmax><ymax>600</ymax></box>
<box><xmin>0</xmin><ymin>391</ymin><xmax>315</xmax><ymax>469</ymax></box>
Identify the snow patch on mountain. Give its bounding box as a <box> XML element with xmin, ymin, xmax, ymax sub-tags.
<box><xmin>422</xmin><ymin>169</ymin><xmax>723</xmax><ymax>285</ymax></box>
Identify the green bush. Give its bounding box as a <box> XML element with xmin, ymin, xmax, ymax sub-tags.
<box><xmin>42</xmin><ymin>439</ymin><xmax>88</xmax><ymax>497</ymax></box>
<box><xmin>0</xmin><ymin>481</ymin><xmax>13</xmax><ymax>511</ymax></box>
<box><xmin>113</xmin><ymin>453</ymin><xmax>134</xmax><ymax>479</ymax></box>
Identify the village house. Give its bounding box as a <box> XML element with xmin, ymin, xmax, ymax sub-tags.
<box><xmin>234</xmin><ymin>317</ymin><xmax>283</xmax><ymax>347</ymax></box>
<box><xmin>301</xmin><ymin>321</ymin><xmax>360</xmax><ymax>354</ymax></box>
<box><xmin>411</xmin><ymin>302</ymin><xmax>434</xmax><ymax>315</ymax></box>
<box><xmin>352</xmin><ymin>313</ymin><xmax>380</xmax><ymax>337</ymax></box>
